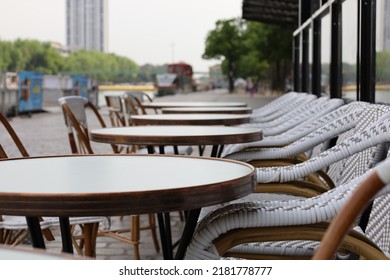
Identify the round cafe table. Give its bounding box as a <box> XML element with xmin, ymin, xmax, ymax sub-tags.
<box><xmin>141</xmin><ymin>101</ymin><xmax>247</xmax><ymax>110</ymax></box>
<box><xmin>162</xmin><ymin>106</ymin><xmax>253</xmax><ymax>115</ymax></box>
<box><xmin>91</xmin><ymin>125</ymin><xmax>262</xmax><ymax>157</ymax></box>
<box><xmin>90</xmin><ymin>126</ymin><xmax>261</xmax><ymax>258</ymax></box>
<box><xmin>0</xmin><ymin>154</ymin><xmax>256</xmax><ymax>260</ymax></box>
<box><xmin>130</xmin><ymin>113</ymin><xmax>251</xmax><ymax>126</ymax></box>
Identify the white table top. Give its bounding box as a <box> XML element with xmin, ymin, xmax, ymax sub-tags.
<box><xmin>91</xmin><ymin>125</ymin><xmax>262</xmax><ymax>146</ymax></box>
<box><xmin>130</xmin><ymin>114</ymin><xmax>251</xmax><ymax>125</ymax></box>
<box><xmin>142</xmin><ymin>101</ymin><xmax>247</xmax><ymax>109</ymax></box>
<box><xmin>0</xmin><ymin>155</ymin><xmax>256</xmax><ymax>216</ymax></box>
<box><xmin>162</xmin><ymin>107</ymin><xmax>253</xmax><ymax>114</ymax></box>
<box><xmin>0</xmin><ymin>246</ymin><xmax>80</xmax><ymax>260</ymax></box>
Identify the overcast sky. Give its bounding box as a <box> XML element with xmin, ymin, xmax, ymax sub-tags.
<box><xmin>0</xmin><ymin>0</ymin><xmax>243</xmax><ymax>72</ymax></box>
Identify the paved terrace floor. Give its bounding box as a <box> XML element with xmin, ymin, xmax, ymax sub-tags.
<box><xmin>1</xmin><ymin>89</ymin><xmax>277</xmax><ymax>260</ymax></box>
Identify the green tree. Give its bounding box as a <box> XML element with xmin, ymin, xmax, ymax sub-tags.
<box><xmin>203</xmin><ymin>18</ymin><xmax>246</xmax><ymax>93</ymax></box>
<box><xmin>0</xmin><ymin>39</ymin><xmax>64</xmax><ymax>74</ymax></box>
<box><xmin>63</xmin><ymin>50</ymin><xmax>139</xmax><ymax>83</ymax></box>
<box><xmin>241</xmin><ymin>22</ymin><xmax>293</xmax><ymax>92</ymax></box>
<box><xmin>1</xmin><ymin>39</ymin><xmax>140</xmax><ymax>83</ymax></box>
<box><xmin>376</xmin><ymin>51</ymin><xmax>390</xmax><ymax>84</ymax></box>
<box><xmin>235</xmin><ymin>21</ymin><xmax>270</xmax><ymax>82</ymax></box>
<box><xmin>0</xmin><ymin>41</ymin><xmax>15</xmax><ymax>70</ymax></box>
<box><xmin>203</xmin><ymin>19</ymin><xmax>292</xmax><ymax>93</ymax></box>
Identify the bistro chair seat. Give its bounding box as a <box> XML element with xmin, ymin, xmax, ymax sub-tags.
<box><xmin>186</xmin><ymin>175</ymin><xmax>387</xmax><ymax>259</ymax></box>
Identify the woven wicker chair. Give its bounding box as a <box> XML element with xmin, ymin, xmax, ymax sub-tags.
<box><xmin>0</xmin><ymin>113</ymin><xmax>110</xmax><ymax>257</ymax></box>
<box><xmin>124</xmin><ymin>91</ymin><xmax>156</xmax><ymax>115</ymax></box>
<box><xmin>58</xmin><ymin>96</ymin><xmax>160</xmax><ymax>259</ymax></box>
<box><xmin>222</xmin><ymin>101</ymin><xmax>367</xmax><ymax>157</ymax></box>
<box><xmin>251</xmin><ymin>92</ymin><xmax>315</xmax><ymax>122</ymax></box>
<box><xmin>248</xmin><ymin>97</ymin><xmax>345</xmax><ymax>137</ymax></box>
<box><xmin>185</xmin><ymin>104</ymin><xmax>390</xmax><ymax>260</ymax></box>
<box><xmin>251</xmin><ymin>96</ymin><xmax>327</xmax><ymax>125</ymax></box>
<box><xmin>314</xmin><ymin>158</ymin><xmax>390</xmax><ymax>259</ymax></box>
<box><xmin>224</xmin><ymin>103</ymin><xmax>366</xmax><ymax>163</ymax></box>
<box><xmin>104</xmin><ymin>91</ymin><xmax>155</xmax><ymax>128</ymax></box>
<box><xmin>104</xmin><ymin>93</ymin><xmax>126</xmax><ymax>127</ymax></box>
<box><xmin>250</xmin><ymin>91</ymin><xmax>300</xmax><ymax>118</ymax></box>
<box><xmin>121</xmin><ymin>92</ymin><xmax>193</xmax><ymax>155</ymax></box>
<box><xmin>122</xmin><ymin>91</ymin><xmax>157</xmax><ymax>121</ymax></box>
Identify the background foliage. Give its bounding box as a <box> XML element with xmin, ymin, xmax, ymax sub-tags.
<box><xmin>203</xmin><ymin>19</ymin><xmax>293</xmax><ymax>92</ymax></box>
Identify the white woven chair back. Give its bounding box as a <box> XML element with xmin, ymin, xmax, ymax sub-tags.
<box><xmin>251</xmin><ymin>91</ymin><xmax>300</xmax><ymax>118</ymax></box>
<box><xmin>225</xmin><ymin>105</ymin><xmax>364</xmax><ymax>162</ymax></box>
<box><xmin>224</xmin><ymin>101</ymin><xmax>367</xmax><ymax>158</ymax></box>
<box><xmin>255</xmin><ymin>106</ymin><xmax>390</xmax><ymax>184</ymax></box>
<box><xmin>326</xmin><ymin>104</ymin><xmax>390</xmax><ymax>186</ymax></box>
<box><xmin>223</xmin><ymin>101</ymin><xmax>365</xmax><ymax>160</ymax></box>
<box><xmin>260</xmin><ymin>98</ymin><xmax>344</xmax><ymax>137</ymax></box>
<box><xmin>252</xmin><ymin>96</ymin><xmax>328</xmax><ymax>125</ymax></box>
<box><xmin>58</xmin><ymin>96</ymin><xmax>89</xmax><ymax>130</ymax></box>
<box><xmin>252</xmin><ymin>92</ymin><xmax>313</xmax><ymax>121</ymax></box>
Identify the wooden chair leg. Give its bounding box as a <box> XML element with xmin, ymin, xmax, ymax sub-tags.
<box><xmin>83</xmin><ymin>223</ymin><xmax>98</xmax><ymax>258</ymax></box>
<box><xmin>10</xmin><ymin>230</ymin><xmax>29</xmax><ymax>246</ymax></box>
<box><xmin>4</xmin><ymin>230</ymin><xmax>12</xmax><ymax>244</ymax></box>
<box><xmin>71</xmin><ymin>225</ymin><xmax>84</xmax><ymax>256</ymax></box>
<box><xmin>38</xmin><ymin>217</ymin><xmax>55</xmax><ymax>241</ymax></box>
<box><xmin>131</xmin><ymin>215</ymin><xmax>140</xmax><ymax>260</ymax></box>
<box><xmin>148</xmin><ymin>214</ymin><xmax>160</xmax><ymax>252</ymax></box>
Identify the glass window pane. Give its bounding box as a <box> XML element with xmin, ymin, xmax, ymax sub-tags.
<box><xmin>321</xmin><ymin>13</ymin><xmax>331</xmax><ymax>95</ymax></box>
<box><xmin>376</xmin><ymin>0</ymin><xmax>390</xmax><ymax>103</ymax></box>
<box><xmin>308</xmin><ymin>26</ymin><xmax>313</xmax><ymax>93</ymax></box>
<box><xmin>342</xmin><ymin>0</ymin><xmax>358</xmax><ymax>100</ymax></box>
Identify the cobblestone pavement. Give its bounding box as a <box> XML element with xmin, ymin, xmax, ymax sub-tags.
<box><xmin>0</xmin><ymin>89</ymin><xmax>276</xmax><ymax>259</ymax></box>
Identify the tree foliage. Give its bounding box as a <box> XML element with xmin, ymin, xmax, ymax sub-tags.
<box><xmin>203</xmin><ymin>18</ymin><xmax>293</xmax><ymax>92</ymax></box>
<box><xmin>63</xmin><ymin>50</ymin><xmax>139</xmax><ymax>83</ymax></box>
<box><xmin>203</xmin><ymin>18</ymin><xmax>246</xmax><ymax>92</ymax></box>
<box><xmin>0</xmin><ymin>39</ymin><xmax>139</xmax><ymax>83</ymax></box>
<box><xmin>377</xmin><ymin>51</ymin><xmax>390</xmax><ymax>84</ymax></box>
<box><xmin>0</xmin><ymin>39</ymin><xmax>64</xmax><ymax>74</ymax></box>
<box><xmin>245</xmin><ymin>22</ymin><xmax>293</xmax><ymax>91</ymax></box>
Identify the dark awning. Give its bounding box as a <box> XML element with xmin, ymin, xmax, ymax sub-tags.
<box><xmin>242</xmin><ymin>0</ymin><xmax>299</xmax><ymax>27</ymax></box>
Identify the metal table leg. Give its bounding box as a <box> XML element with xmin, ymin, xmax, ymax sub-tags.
<box><xmin>26</xmin><ymin>217</ymin><xmax>46</xmax><ymax>249</ymax></box>
<box><xmin>157</xmin><ymin>213</ymin><xmax>173</xmax><ymax>259</ymax></box>
<box><xmin>59</xmin><ymin>217</ymin><xmax>74</xmax><ymax>254</ymax></box>
<box><xmin>175</xmin><ymin>208</ymin><xmax>201</xmax><ymax>260</ymax></box>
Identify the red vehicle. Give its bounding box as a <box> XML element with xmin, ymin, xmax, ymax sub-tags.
<box><xmin>156</xmin><ymin>62</ymin><xmax>194</xmax><ymax>96</ymax></box>
<box><xmin>168</xmin><ymin>62</ymin><xmax>194</xmax><ymax>92</ymax></box>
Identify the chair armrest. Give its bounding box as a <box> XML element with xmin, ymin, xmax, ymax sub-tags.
<box><xmin>213</xmin><ymin>222</ymin><xmax>386</xmax><ymax>260</ymax></box>
<box><xmin>314</xmin><ymin>159</ymin><xmax>390</xmax><ymax>259</ymax></box>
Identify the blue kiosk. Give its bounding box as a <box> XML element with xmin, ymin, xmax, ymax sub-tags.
<box><xmin>18</xmin><ymin>71</ymin><xmax>43</xmax><ymax>114</ymax></box>
<box><xmin>71</xmin><ymin>76</ymin><xmax>89</xmax><ymax>99</ymax></box>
